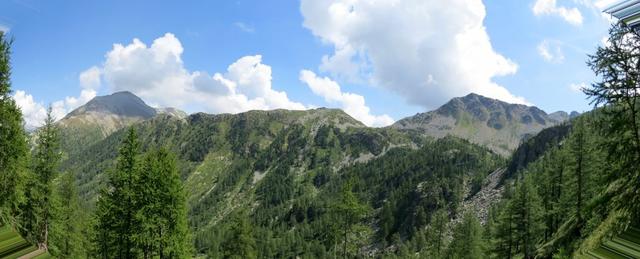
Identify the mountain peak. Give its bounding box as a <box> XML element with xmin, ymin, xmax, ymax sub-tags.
<box><xmin>65</xmin><ymin>91</ymin><xmax>157</xmax><ymax>119</ymax></box>
<box><xmin>392</xmin><ymin>93</ymin><xmax>567</xmax><ymax>155</ymax></box>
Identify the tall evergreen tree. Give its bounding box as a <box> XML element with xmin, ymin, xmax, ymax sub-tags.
<box><xmin>50</xmin><ymin>171</ymin><xmax>84</xmax><ymax>257</ymax></box>
<box><xmin>448</xmin><ymin>212</ymin><xmax>485</xmax><ymax>259</ymax></box>
<box><xmin>135</xmin><ymin>147</ymin><xmax>191</xmax><ymax>258</ymax></box>
<box><xmin>586</xmin><ymin>21</ymin><xmax>640</xmax><ymax>219</ymax></box>
<box><xmin>429</xmin><ymin>209</ymin><xmax>449</xmax><ymax>258</ymax></box>
<box><xmin>94</xmin><ymin>127</ymin><xmax>141</xmax><ymax>258</ymax></box>
<box><xmin>220</xmin><ymin>211</ymin><xmax>256</xmax><ymax>259</ymax></box>
<box><xmin>22</xmin><ymin>107</ymin><xmax>61</xmax><ymax>250</ymax></box>
<box><xmin>0</xmin><ymin>31</ymin><xmax>28</xmax><ymax>225</ymax></box>
<box><xmin>564</xmin><ymin>117</ymin><xmax>594</xmax><ymax>224</ymax></box>
<box><xmin>333</xmin><ymin>181</ymin><xmax>368</xmax><ymax>259</ymax></box>
<box><xmin>492</xmin><ymin>183</ymin><xmax>516</xmax><ymax>259</ymax></box>
<box><xmin>512</xmin><ymin>175</ymin><xmax>544</xmax><ymax>259</ymax></box>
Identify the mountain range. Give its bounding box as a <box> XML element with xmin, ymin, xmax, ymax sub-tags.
<box><xmin>57</xmin><ymin>91</ymin><xmax>575</xmax><ymax>157</ymax></box>
<box><xmin>52</xmin><ymin>91</ymin><xmax>579</xmax><ymax>256</ymax></box>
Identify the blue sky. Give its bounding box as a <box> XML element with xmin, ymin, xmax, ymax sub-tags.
<box><xmin>0</xmin><ymin>0</ymin><xmax>615</xmax><ymax>128</ymax></box>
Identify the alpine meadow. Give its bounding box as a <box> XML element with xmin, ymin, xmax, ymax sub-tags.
<box><xmin>2</xmin><ymin>1</ymin><xmax>640</xmax><ymax>258</ymax></box>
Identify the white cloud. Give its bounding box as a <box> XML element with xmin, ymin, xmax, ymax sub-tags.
<box><xmin>0</xmin><ymin>25</ymin><xmax>9</xmax><ymax>33</ymax></box>
<box><xmin>300</xmin><ymin>70</ymin><xmax>393</xmax><ymax>127</ymax></box>
<box><xmin>96</xmin><ymin>33</ymin><xmax>305</xmax><ymax>114</ymax></box>
<box><xmin>592</xmin><ymin>0</ymin><xmax>619</xmax><ymax>9</ymax></box>
<box><xmin>79</xmin><ymin>66</ymin><xmax>101</xmax><ymax>90</ymax></box>
<box><xmin>533</xmin><ymin>0</ymin><xmax>584</xmax><ymax>25</ymax></box>
<box><xmin>569</xmin><ymin>82</ymin><xmax>586</xmax><ymax>93</ymax></box>
<box><xmin>537</xmin><ymin>40</ymin><xmax>565</xmax><ymax>63</ymax></box>
<box><xmin>13</xmin><ymin>61</ymin><xmax>101</xmax><ymax>129</ymax></box>
<box><xmin>300</xmin><ymin>0</ymin><xmax>528</xmax><ymax>110</ymax></box>
<box><xmin>13</xmin><ymin>90</ymin><xmax>47</xmax><ymax>129</ymax></box>
<box><xmin>12</xmin><ymin>89</ymin><xmax>97</xmax><ymax>130</ymax></box>
<box><xmin>234</xmin><ymin>22</ymin><xmax>255</xmax><ymax>33</ymax></box>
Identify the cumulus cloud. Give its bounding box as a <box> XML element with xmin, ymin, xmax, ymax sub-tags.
<box><xmin>300</xmin><ymin>0</ymin><xmax>528</xmax><ymax>110</ymax></box>
<box><xmin>92</xmin><ymin>33</ymin><xmax>305</xmax><ymax>114</ymax></box>
<box><xmin>533</xmin><ymin>0</ymin><xmax>584</xmax><ymax>26</ymax></box>
<box><xmin>79</xmin><ymin>66</ymin><xmax>101</xmax><ymax>90</ymax></box>
<box><xmin>300</xmin><ymin>70</ymin><xmax>394</xmax><ymax>127</ymax></box>
<box><xmin>14</xmin><ymin>64</ymin><xmax>102</xmax><ymax>129</ymax></box>
<box><xmin>537</xmin><ymin>40</ymin><xmax>565</xmax><ymax>63</ymax></box>
<box><xmin>12</xmin><ymin>88</ymin><xmax>97</xmax><ymax>130</ymax></box>
<box><xmin>13</xmin><ymin>90</ymin><xmax>47</xmax><ymax>129</ymax></box>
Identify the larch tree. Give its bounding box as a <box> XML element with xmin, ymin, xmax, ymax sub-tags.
<box><xmin>448</xmin><ymin>212</ymin><xmax>485</xmax><ymax>259</ymax></box>
<box><xmin>24</xmin><ymin>106</ymin><xmax>61</xmax><ymax>250</ymax></box>
<box><xmin>94</xmin><ymin>127</ymin><xmax>141</xmax><ymax>258</ymax></box>
<box><xmin>135</xmin><ymin>147</ymin><xmax>191</xmax><ymax>258</ymax></box>
<box><xmin>333</xmin><ymin>181</ymin><xmax>369</xmax><ymax>259</ymax></box>
<box><xmin>586</xmin><ymin>21</ymin><xmax>640</xmax><ymax>219</ymax></box>
<box><xmin>0</xmin><ymin>31</ymin><xmax>28</xmax><ymax>225</ymax></box>
<box><xmin>221</xmin><ymin>211</ymin><xmax>256</xmax><ymax>259</ymax></box>
<box><xmin>512</xmin><ymin>175</ymin><xmax>544</xmax><ymax>259</ymax></box>
<box><xmin>50</xmin><ymin>171</ymin><xmax>84</xmax><ymax>257</ymax></box>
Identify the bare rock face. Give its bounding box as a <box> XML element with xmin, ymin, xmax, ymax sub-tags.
<box><xmin>392</xmin><ymin>93</ymin><xmax>570</xmax><ymax>156</ymax></box>
<box><xmin>462</xmin><ymin>168</ymin><xmax>506</xmax><ymax>224</ymax></box>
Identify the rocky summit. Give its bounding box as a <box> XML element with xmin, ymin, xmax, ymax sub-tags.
<box><xmin>391</xmin><ymin>93</ymin><xmax>573</xmax><ymax>155</ymax></box>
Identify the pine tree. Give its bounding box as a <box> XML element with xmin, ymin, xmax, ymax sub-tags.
<box><xmin>221</xmin><ymin>211</ymin><xmax>256</xmax><ymax>259</ymax></box>
<box><xmin>0</xmin><ymin>31</ymin><xmax>28</xmax><ymax>225</ymax></box>
<box><xmin>135</xmin><ymin>147</ymin><xmax>191</xmax><ymax>258</ymax></box>
<box><xmin>448</xmin><ymin>212</ymin><xmax>485</xmax><ymax>259</ymax></box>
<box><xmin>564</xmin><ymin>117</ymin><xmax>593</xmax><ymax>224</ymax></box>
<box><xmin>512</xmin><ymin>175</ymin><xmax>544</xmax><ymax>259</ymax></box>
<box><xmin>333</xmin><ymin>181</ymin><xmax>369</xmax><ymax>258</ymax></box>
<box><xmin>50</xmin><ymin>171</ymin><xmax>84</xmax><ymax>257</ymax></box>
<box><xmin>492</xmin><ymin>183</ymin><xmax>515</xmax><ymax>259</ymax></box>
<box><xmin>586</xmin><ymin>21</ymin><xmax>640</xmax><ymax>219</ymax></box>
<box><xmin>428</xmin><ymin>209</ymin><xmax>448</xmax><ymax>258</ymax></box>
<box><xmin>94</xmin><ymin>127</ymin><xmax>141</xmax><ymax>258</ymax></box>
<box><xmin>22</xmin><ymin>107</ymin><xmax>61</xmax><ymax>250</ymax></box>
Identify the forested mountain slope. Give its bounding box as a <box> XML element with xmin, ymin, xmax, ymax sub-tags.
<box><xmin>52</xmin><ymin>89</ymin><xmax>600</xmax><ymax>258</ymax></box>
<box><xmin>57</xmin><ymin>98</ymin><xmax>512</xmax><ymax>257</ymax></box>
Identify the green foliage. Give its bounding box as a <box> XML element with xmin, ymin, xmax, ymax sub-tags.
<box><xmin>20</xmin><ymin>108</ymin><xmax>61</xmax><ymax>250</ymax></box>
<box><xmin>512</xmin><ymin>175</ymin><xmax>545</xmax><ymax>258</ymax></box>
<box><xmin>93</xmin><ymin>129</ymin><xmax>192</xmax><ymax>258</ymax></box>
<box><xmin>49</xmin><ymin>171</ymin><xmax>86</xmax><ymax>257</ymax></box>
<box><xmin>0</xmin><ymin>31</ymin><xmax>28</xmax><ymax>225</ymax></box>
<box><xmin>135</xmin><ymin>148</ymin><xmax>192</xmax><ymax>258</ymax></box>
<box><xmin>586</xmin><ymin>21</ymin><xmax>640</xmax><ymax>223</ymax></box>
<box><xmin>94</xmin><ymin>127</ymin><xmax>141</xmax><ymax>258</ymax></box>
<box><xmin>219</xmin><ymin>211</ymin><xmax>256</xmax><ymax>259</ymax></box>
<box><xmin>448</xmin><ymin>212</ymin><xmax>486</xmax><ymax>259</ymax></box>
<box><xmin>54</xmin><ymin>104</ymin><xmax>508</xmax><ymax>257</ymax></box>
<box><xmin>333</xmin><ymin>181</ymin><xmax>370</xmax><ymax>258</ymax></box>
<box><xmin>489</xmin><ymin>114</ymin><xmax>607</xmax><ymax>258</ymax></box>
<box><xmin>505</xmin><ymin>123</ymin><xmax>571</xmax><ymax>182</ymax></box>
